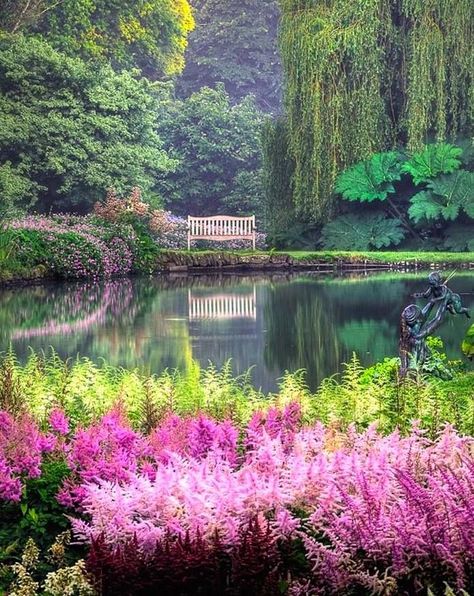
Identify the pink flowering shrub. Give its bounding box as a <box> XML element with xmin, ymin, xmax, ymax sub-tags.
<box><xmin>0</xmin><ymin>411</ymin><xmax>56</xmax><ymax>502</ymax></box>
<box><xmin>10</xmin><ymin>214</ymin><xmax>135</xmax><ymax>278</ymax></box>
<box><xmin>1</xmin><ymin>402</ymin><xmax>473</xmax><ymax>593</ymax></box>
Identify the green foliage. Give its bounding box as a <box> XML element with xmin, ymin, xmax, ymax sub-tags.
<box><xmin>155</xmin><ymin>85</ymin><xmax>264</xmax><ymax>217</ymax></box>
<box><xmin>277</xmin><ymin>0</ymin><xmax>473</xmax><ymax>222</ymax></box>
<box><xmin>0</xmin><ymin>459</ymin><xmax>70</xmax><ymax>566</ymax></box>
<box><xmin>261</xmin><ymin>118</ymin><xmax>297</xmax><ymax>245</ymax></box>
<box><xmin>401</xmin><ymin>143</ymin><xmax>463</xmax><ymax>185</ymax></box>
<box><xmin>178</xmin><ymin>0</ymin><xmax>282</xmax><ymax>111</ymax></box>
<box><xmin>321</xmin><ymin>213</ymin><xmax>406</xmax><ymax>251</ymax></box>
<box><xmin>0</xmin><ymin>34</ymin><xmax>174</xmax><ymax>213</ymax></box>
<box><xmin>1</xmin><ymin>350</ymin><xmax>474</xmax><ymax>437</ymax></box>
<box><xmin>408</xmin><ymin>170</ymin><xmax>474</xmax><ymax>223</ymax></box>
<box><xmin>462</xmin><ymin>324</ymin><xmax>474</xmax><ymax>360</ymax></box>
<box><xmin>335</xmin><ymin>152</ymin><xmax>404</xmax><ymax>202</ymax></box>
<box><xmin>23</xmin><ymin>0</ymin><xmax>195</xmax><ymax>78</ymax></box>
<box><xmin>443</xmin><ymin>224</ymin><xmax>474</xmax><ymax>252</ymax></box>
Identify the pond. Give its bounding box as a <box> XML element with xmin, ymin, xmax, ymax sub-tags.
<box><xmin>0</xmin><ymin>271</ymin><xmax>472</xmax><ymax>392</ymax></box>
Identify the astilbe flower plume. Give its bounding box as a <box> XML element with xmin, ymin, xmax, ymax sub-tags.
<box><xmin>70</xmin><ymin>421</ymin><xmax>474</xmax><ymax>593</ymax></box>
<box><xmin>0</xmin><ymin>411</ymin><xmax>57</xmax><ymax>502</ymax></box>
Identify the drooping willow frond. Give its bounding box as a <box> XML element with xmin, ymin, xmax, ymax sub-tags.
<box><xmin>278</xmin><ymin>0</ymin><xmax>473</xmax><ymax>223</ymax></box>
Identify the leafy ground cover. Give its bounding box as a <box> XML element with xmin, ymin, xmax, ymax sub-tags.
<box><xmin>0</xmin><ymin>350</ymin><xmax>473</xmax><ymax>593</ymax></box>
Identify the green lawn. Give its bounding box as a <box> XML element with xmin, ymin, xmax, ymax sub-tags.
<box><xmin>278</xmin><ymin>250</ymin><xmax>474</xmax><ymax>264</ymax></box>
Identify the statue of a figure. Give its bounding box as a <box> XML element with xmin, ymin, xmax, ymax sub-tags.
<box><xmin>399</xmin><ymin>300</ymin><xmax>445</xmax><ymax>377</ymax></box>
<box><xmin>414</xmin><ymin>271</ymin><xmax>470</xmax><ymax>318</ymax></box>
<box><xmin>398</xmin><ymin>271</ymin><xmax>470</xmax><ymax>377</ymax></box>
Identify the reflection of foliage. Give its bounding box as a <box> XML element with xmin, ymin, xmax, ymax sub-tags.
<box><xmin>337</xmin><ymin>320</ymin><xmax>393</xmax><ymax>364</ymax></box>
<box><xmin>321</xmin><ymin>213</ymin><xmax>405</xmax><ymax>251</ymax></box>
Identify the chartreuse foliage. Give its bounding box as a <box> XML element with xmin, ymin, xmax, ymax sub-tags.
<box><xmin>1</xmin><ymin>350</ymin><xmax>473</xmax><ymax>436</ymax></box>
<box><xmin>278</xmin><ymin>0</ymin><xmax>473</xmax><ymax>223</ymax></box>
<box><xmin>20</xmin><ymin>0</ymin><xmax>195</xmax><ymax>78</ymax></box>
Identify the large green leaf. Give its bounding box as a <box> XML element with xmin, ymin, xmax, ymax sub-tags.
<box><xmin>335</xmin><ymin>152</ymin><xmax>403</xmax><ymax>202</ymax></box>
<box><xmin>401</xmin><ymin>143</ymin><xmax>462</xmax><ymax>185</ymax></box>
<box><xmin>321</xmin><ymin>213</ymin><xmax>406</xmax><ymax>250</ymax></box>
<box><xmin>443</xmin><ymin>224</ymin><xmax>474</xmax><ymax>252</ymax></box>
<box><xmin>408</xmin><ymin>170</ymin><xmax>474</xmax><ymax>223</ymax></box>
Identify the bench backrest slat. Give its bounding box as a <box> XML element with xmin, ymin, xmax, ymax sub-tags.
<box><xmin>187</xmin><ymin>215</ymin><xmax>256</xmax><ymax>250</ymax></box>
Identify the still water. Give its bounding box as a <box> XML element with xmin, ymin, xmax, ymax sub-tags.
<box><xmin>1</xmin><ymin>271</ymin><xmax>472</xmax><ymax>392</ymax></box>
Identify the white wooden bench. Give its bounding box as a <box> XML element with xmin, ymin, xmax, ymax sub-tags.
<box><xmin>187</xmin><ymin>215</ymin><xmax>256</xmax><ymax>250</ymax></box>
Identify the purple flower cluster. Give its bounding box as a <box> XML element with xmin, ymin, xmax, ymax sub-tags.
<box><xmin>0</xmin><ymin>411</ymin><xmax>55</xmax><ymax>501</ymax></box>
<box><xmin>10</xmin><ymin>215</ymin><xmax>134</xmax><ymax>279</ymax></box>
<box><xmin>1</xmin><ymin>404</ymin><xmax>473</xmax><ymax>592</ymax></box>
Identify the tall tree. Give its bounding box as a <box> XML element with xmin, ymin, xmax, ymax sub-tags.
<box><xmin>277</xmin><ymin>0</ymin><xmax>473</xmax><ymax>224</ymax></box>
<box><xmin>155</xmin><ymin>85</ymin><xmax>264</xmax><ymax>217</ymax></box>
<box><xmin>0</xmin><ymin>34</ymin><xmax>174</xmax><ymax>213</ymax></box>
<box><xmin>178</xmin><ymin>0</ymin><xmax>282</xmax><ymax>112</ymax></box>
<box><xmin>2</xmin><ymin>0</ymin><xmax>195</xmax><ymax>78</ymax></box>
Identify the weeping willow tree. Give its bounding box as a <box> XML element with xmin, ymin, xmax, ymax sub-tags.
<box><xmin>278</xmin><ymin>0</ymin><xmax>473</xmax><ymax>223</ymax></box>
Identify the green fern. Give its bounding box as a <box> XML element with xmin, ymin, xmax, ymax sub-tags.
<box><xmin>401</xmin><ymin>143</ymin><xmax>462</xmax><ymax>185</ymax></box>
<box><xmin>335</xmin><ymin>151</ymin><xmax>403</xmax><ymax>202</ymax></box>
<box><xmin>408</xmin><ymin>170</ymin><xmax>474</xmax><ymax>222</ymax></box>
<box><xmin>321</xmin><ymin>213</ymin><xmax>406</xmax><ymax>250</ymax></box>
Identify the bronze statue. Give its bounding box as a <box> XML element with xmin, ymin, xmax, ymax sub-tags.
<box><xmin>414</xmin><ymin>271</ymin><xmax>470</xmax><ymax>318</ymax></box>
<box><xmin>399</xmin><ymin>271</ymin><xmax>470</xmax><ymax>377</ymax></box>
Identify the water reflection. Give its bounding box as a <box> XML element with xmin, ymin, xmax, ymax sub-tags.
<box><xmin>0</xmin><ymin>272</ymin><xmax>472</xmax><ymax>391</ymax></box>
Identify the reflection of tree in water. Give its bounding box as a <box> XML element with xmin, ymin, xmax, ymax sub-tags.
<box><xmin>263</xmin><ymin>282</ymin><xmax>344</xmax><ymax>388</ymax></box>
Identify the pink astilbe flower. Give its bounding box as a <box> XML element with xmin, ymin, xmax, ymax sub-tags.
<box><xmin>68</xmin><ymin>421</ymin><xmax>474</xmax><ymax>592</ymax></box>
<box><xmin>0</xmin><ymin>411</ymin><xmax>57</xmax><ymax>502</ymax></box>
<box><xmin>49</xmin><ymin>408</ymin><xmax>70</xmax><ymax>435</ymax></box>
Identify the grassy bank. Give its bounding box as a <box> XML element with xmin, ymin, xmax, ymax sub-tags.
<box><xmin>1</xmin><ymin>213</ymin><xmax>473</xmax><ymax>285</ymax></box>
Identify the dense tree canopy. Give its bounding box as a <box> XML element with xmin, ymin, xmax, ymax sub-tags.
<box><xmin>277</xmin><ymin>0</ymin><xmax>473</xmax><ymax>224</ymax></box>
<box><xmin>1</xmin><ymin>0</ymin><xmax>194</xmax><ymax>78</ymax></box>
<box><xmin>156</xmin><ymin>85</ymin><xmax>264</xmax><ymax>217</ymax></box>
<box><xmin>178</xmin><ymin>0</ymin><xmax>282</xmax><ymax>111</ymax></box>
<box><xmin>0</xmin><ymin>34</ymin><xmax>174</xmax><ymax>213</ymax></box>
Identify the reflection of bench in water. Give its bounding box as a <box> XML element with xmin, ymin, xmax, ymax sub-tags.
<box><xmin>188</xmin><ymin>287</ymin><xmax>257</xmax><ymax>320</ymax></box>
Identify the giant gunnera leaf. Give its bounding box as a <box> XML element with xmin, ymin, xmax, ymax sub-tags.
<box><xmin>321</xmin><ymin>213</ymin><xmax>406</xmax><ymax>250</ymax></box>
<box><xmin>401</xmin><ymin>143</ymin><xmax>462</xmax><ymax>185</ymax></box>
<box><xmin>408</xmin><ymin>170</ymin><xmax>474</xmax><ymax>223</ymax></box>
<box><xmin>335</xmin><ymin>152</ymin><xmax>403</xmax><ymax>202</ymax></box>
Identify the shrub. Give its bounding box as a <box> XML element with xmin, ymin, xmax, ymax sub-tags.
<box><xmin>9</xmin><ymin>215</ymin><xmax>135</xmax><ymax>279</ymax></box>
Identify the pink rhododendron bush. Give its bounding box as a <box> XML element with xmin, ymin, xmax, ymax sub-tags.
<box><xmin>9</xmin><ymin>214</ymin><xmax>136</xmax><ymax>279</ymax></box>
<box><xmin>1</xmin><ymin>403</ymin><xmax>473</xmax><ymax>594</ymax></box>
